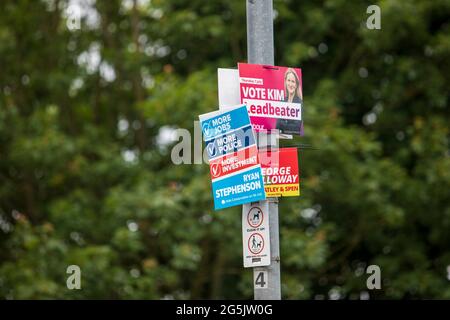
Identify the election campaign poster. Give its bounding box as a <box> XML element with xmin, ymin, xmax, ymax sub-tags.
<box><xmin>259</xmin><ymin>147</ymin><xmax>300</xmax><ymax>197</ymax></box>
<box><xmin>238</xmin><ymin>63</ymin><xmax>303</xmax><ymax>135</ymax></box>
<box><xmin>199</xmin><ymin>104</ymin><xmax>266</xmax><ymax>210</ymax></box>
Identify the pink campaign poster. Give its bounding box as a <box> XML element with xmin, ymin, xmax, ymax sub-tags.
<box><xmin>238</xmin><ymin>63</ymin><xmax>303</xmax><ymax>135</ymax></box>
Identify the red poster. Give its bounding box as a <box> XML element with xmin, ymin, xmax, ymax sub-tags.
<box><xmin>259</xmin><ymin>147</ymin><xmax>300</xmax><ymax>197</ymax></box>
<box><xmin>239</xmin><ymin>63</ymin><xmax>303</xmax><ymax>135</ymax></box>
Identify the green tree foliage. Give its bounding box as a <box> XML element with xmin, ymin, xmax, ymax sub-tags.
<box><xmin>0</xmin><ymin>0</ymin><xmax>449</xmax><ymax>299</ymax></box>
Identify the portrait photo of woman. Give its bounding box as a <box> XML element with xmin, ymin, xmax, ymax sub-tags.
<box><xmin>276</xmin><ymin>68</ymin><xmax>303</xmax><ymax>134</ymax></box>
<box><xmin>284</xmin><ymin>68</ymin><xmax>302</xmax><ymax>103</ymax></box>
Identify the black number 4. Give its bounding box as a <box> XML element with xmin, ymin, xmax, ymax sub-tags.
<box><xmin>255</xmin><ymin>272</ymin><xmax>266</xmax><ymax>288</ymax></box>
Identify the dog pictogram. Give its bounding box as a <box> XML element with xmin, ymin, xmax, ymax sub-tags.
<box><xmin>248</xmin><ymin>233</ymin><xmax>264</xmax><ymax>254</ymax></box>
<box><xmin>247</xmin><ymin>207</ymin><xmax>263</xmax><ymax>228</ymax></box>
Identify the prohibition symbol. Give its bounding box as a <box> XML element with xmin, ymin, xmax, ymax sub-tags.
<box><xmin>248</xmin><ymin>232</ymin><xmax>264</xmax><ymax>254</ymax></box>
<box><xmin>247</xmin><ymin>206</ymin><xmax>263</xmax><ymax>228</ymax></box>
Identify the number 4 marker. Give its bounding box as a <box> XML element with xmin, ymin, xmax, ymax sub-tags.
<box><xmin>254</xmin><ymin>270</ymin><xmax>268</xmax><ymax>289</ymax></box>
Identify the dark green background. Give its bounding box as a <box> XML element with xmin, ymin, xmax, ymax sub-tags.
<box><xmin>0</xmin><ymin>0</ymin><xmax>449</xmax><ymax>299</ymax></box>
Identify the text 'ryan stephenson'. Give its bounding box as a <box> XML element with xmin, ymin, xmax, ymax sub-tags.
<box><xmin>215</xmin><ymin>170</ymin><xmax>261</xmax><ymax>198</ymax></box>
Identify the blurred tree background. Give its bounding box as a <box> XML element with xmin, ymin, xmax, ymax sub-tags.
<box><xmin>0</xmin><ymin>0</ymin><xmax>449</xmax><ymax>299</ymax></box>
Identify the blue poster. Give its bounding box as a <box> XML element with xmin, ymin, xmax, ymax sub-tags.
<box><xmin>204</xmin><ymin>125</ymin><xmax>255</xmax><ymax>159</ymax></box>
<box><xmin>199</xmin><ymin>105</ymin><xmax>266</xmax><ymax>210</ymax></box>
<box><xmin>201</xmin><ymin>105</ymin><xmax>250</xmax><ymax>141</ymax></box>
<box><xmin>211</xmin><ymin>166</ymin><xmax>266</xmax><ymax>210</ymax></box>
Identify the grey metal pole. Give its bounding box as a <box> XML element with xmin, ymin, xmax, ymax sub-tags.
<box><xmin>247</xmin><ymin>0</ymin><xmax>274</xmax><ymax>65</ymax></box>
<box><xmin>246</xmin><ymin>0</ymin><xmax>281</xmax><ymax>300</ymax></box>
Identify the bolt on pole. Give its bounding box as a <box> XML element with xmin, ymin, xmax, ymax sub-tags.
<box><xmin>246</xmin><ymin>0</ymin><xmax>281</xmax><ymax>300</ymax></box>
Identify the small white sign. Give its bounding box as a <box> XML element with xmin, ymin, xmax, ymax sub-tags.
<box><xmin>218</xmin><ymin>68</ymin><xmax>240</xmax><ymax>109</ymax></box>
<box><xmin>254</xmin><ymin>270</ymin><xmax>268</xmax><ymax>289</ymax></box>
<box><xmin>242</xmin><ymin>201</ymin><xmax>270</xmax><ymax>268</ymax></box>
